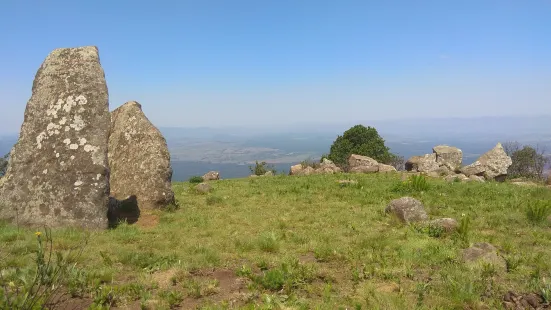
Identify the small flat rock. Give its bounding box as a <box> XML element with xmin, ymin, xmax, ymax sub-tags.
<box><xmin>195</xmin><ymin>183</ymin><xmax>213</xmax><ymax>193</ymax></box>
<box><xmin>202</xmin><ymin>171</ymin><xmax>220</xmax><ymax>181</ymax></box>
<box><xmin>0</xmin><ymin>46</ymin><xmax>110</xmax><ymax>229</ymax></box>
<box><xmin>427</xmin><ymin>218</ymin><xmax>458</xmax><ymax>232</ymax></box>
<box><xmin>378</xmin><ymin>163</ymin><xmax>397</xmax><ymax>173</ymax></box>
<box><xmin>385</xmin><ymin>197</ymin><xmax>428</xmax><ymax>224</ymax></box>
<box><xmin>461</xmin><ymin>242</ymin><xmax>506</xmax><ymax>271</ymax></box>
<box><xmin>108</xmin><ymin>101</ymin><xmax>175</xmax><ymax>210</ymax></box>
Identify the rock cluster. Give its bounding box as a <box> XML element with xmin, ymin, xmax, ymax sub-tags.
<box><xmin>406</xmin><ymin>143</ymin><xmax>513</xmax><ymax>182</ymax></box>
<box><xmin>0</xmin><ymin>46</ymin><xmax>175</xmax><ymax>229</ymax></box>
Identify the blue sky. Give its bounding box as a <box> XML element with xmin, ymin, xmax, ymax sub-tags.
<box><xmin>1</xmin><ymin>0</ymin><xmax>550</xmax><ymax>133</ymax></box>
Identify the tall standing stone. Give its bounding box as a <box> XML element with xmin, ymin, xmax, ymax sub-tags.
<box><xmin>108</xmin><ymin>101</ymin><xmax>175</xmax><ymax>210</ymax></box>
<box><xmin>0</xmin><ymin>46</ymin><xmax>110</xmax><ymax>229</ymax></box>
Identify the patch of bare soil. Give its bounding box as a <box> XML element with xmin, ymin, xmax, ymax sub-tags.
<box><xmin>136</xmin><ymin>212</ymin><xmax>159</xmax><ymax>229</ymax></box>
<box><xmin>180</xmin><ymin>268</ymin><xmax>251</xmax><ymax>309</ymax></box>
<box><xmin>45</xmin><ymin>293</ymin><xmax>93</xmax><ymax>310</ymax></box>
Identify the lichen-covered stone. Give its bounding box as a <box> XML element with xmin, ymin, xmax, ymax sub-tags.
<box><xmin>202</xmin><ymin>171</ymin><xmax>220</xmax><ymax>181</ymax></box>
<box><xmin>108</xmin><ymin>101</ymin><xmax>175</xmax><ymax>210</ymax></box>
<box><xmin>0</xmin><ymin>46</ymin><xmax>110</xmax><ymax>229</ymax></box>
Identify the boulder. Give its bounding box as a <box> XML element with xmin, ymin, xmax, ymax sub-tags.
<box><xmin>315</xmin><ymin>158</ymin><xmax>342</xmax><ymax>174</ymax></box>
<box><xmin>195</xmin><ymin>183</ymin><xmax>213</xmax><ymax>193</ymax></box>
<box><xmin>427</xmin><ymin>218</ymin><xmax>458</xmax><ymax>232</ymax></box>
<box><xmin>300</xmin><ymin>166</ymin><xmax>316</xmax><ymax>176</ymax></box>
<box><xmin>0</xmin><ymin>46</ymin><xmax>110</xmax><ymax>229</ymax></box>
<box><xmin>461</xmin><ymin>143</ymin><xmax>512</xmax><ymax>181</ymax></box>
<box><xmin>461</xmin><ymin>242</ymin><xmax>506</xmax><ymax>271</ymax></box>
<box><xmin>263</xmin><ymin>171</ymin><xmax>274</xmax><ymax>176</ymax></box>
<box><xmin>203</xmin><ymin>171</ymin><xmax>220</xmax><ymax>181</ymax></box>
<box><xmin>385</xmin><ymin>197</ymin><xmax>428</xmax><ymax>224</ymax></box>
<box><xmin>432</xmin><ymin>145</ymin><xmax>463</xmax><ymax>171</ymax></box>
<box><xmin>406</xmin><ymin>154</ymin><xmax>439</xmax><ymax>173</ymax></box>
<box><xmin>348</xmin><ymin>154</ymin><xmax>379</xmax><ymax>169</ymax></box>
<box><xmin>378</xmin><ymin>163</ymin><xmax>397</xmax><ymax>173</ymax></box>
<box><xmin>348</xmin><ymin>154</ymin><xmax>380</xmax><ymax>173</ymax></box>
<box><xmin>108</xmin><ymin>101</ymin><xmax>175</xmax><ymax>210</ymax></box>
<box><xmin>289</xmin><ymin>164</ymin><xmax>303</xmax><ymax>175</ymax></box>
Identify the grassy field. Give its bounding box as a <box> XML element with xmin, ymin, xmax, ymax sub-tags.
<box><xmin>1</xmin><ymin>173</ymin><xmax>551</xmax><ymax>309</ymax></box>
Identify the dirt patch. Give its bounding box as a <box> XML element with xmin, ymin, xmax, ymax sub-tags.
<box><xmin>179</xmin><ymin>268</ymin><xmax>251</xmax><ymax>309</ymax></box>
<box><xmin>45</xmin><ymin>294</ymin><xmax>93</xmax><ymax>310</ymax></box>
<box><xmin>137</xmin><ymin>212</ymin><xmax>159</xmax><ymax>229</ymax></box>
<box><xmin>151</xmin><ymin>268</ymin><xmax>180</xmax><ymax>289</ymax></box>
<box><xmin>299</xmin><ymin>252</ymin><xmax>318</xmax><ymax>264</ymax></box>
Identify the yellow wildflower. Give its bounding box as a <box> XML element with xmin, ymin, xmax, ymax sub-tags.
<box><xmin>35</xmin><ymin>231</ymin><xmax>42</xmax><ymax>237</ymax></box>
<box><xmin>8</xmin><ymin>281</ymin><xmax>15</xmax><ymax>287</ymax></box>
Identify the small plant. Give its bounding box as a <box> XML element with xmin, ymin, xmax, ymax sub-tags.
<box><xmin>249</xmin><ymin>161</ymin><xmax>276</xmax><ymax>176</ymax></box>
<box><xmin>188</xmin><ymin>175</ymin><xmax>204</xmax><ymax>184</ymax></box>
<box><xmin>0</xmin><ymin>227</ymin><xmax>88</xmax><ymax>309</ymax></box>
<box><xmin>409</xmin><ymin>174</ymin><xmax>430</xmax><ymax>191</ymax></box>
<box><xmin>159</xmin><ymin>289</ymin><xmax>184</xmax><ymax>307</ymax></box>
<box><xmin>526</xmin><ymin>200</ymin><xmax>551</xmax><ymax>225</ymax></box>
<box><xmin>455</xmin><ymin>213</ymin><xmax>472</xmax><ymax>246</ymax></box>
<box><xmin>391</xmin><ymin>174</ymin><xmax>430</xmax><ymax>193</ymax></box>
<box><xmin>257</xmin><ymin>231</ymin><xmax>280</xmax><ymax>253</ymax></box>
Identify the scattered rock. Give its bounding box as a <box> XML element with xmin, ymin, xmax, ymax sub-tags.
<box><xmin>349</xmin><ymin>154</ymin><xmax>379</xmax><ymax>169</ymax></box>
<box><xmin>503</xmin><ymin>291</ymin><xmax>547</xmax><ymax>310</ymax></box>
<box><xmin>289</xmin><ymin>164</ymin><xmax>316</xmax><ymax>176</ymax></box>
<box><xmin>203</xmin><ymin>171</ymin><xmax>220</xmax><ymax>181</ymax></box>
<box><xmin>263</xmin><ymin>171</ymin><xmax>274</xmax><ymax>176</ymax></box>
<box><xmin>461</xmin><ymin>143</ymin><xmax>512</xmax><ymax>181</ymax></box>
<box><xmin>427</xmin><ymin>218</ymin><xmax>458</xmax><ymax>232</ymax></box>
<box><xmin>289</xmin><ymin>164</ymin><xmax>304</xmax><ymax>175</ymax></box>
<box><xmin>108</xmin><ymin>101</ymin><xmax>175</xmax><ymax>210</ymax></box>
<box><xmin>195</xmin><ymin>183</ymin><xmax>213</xmax><ymax>193</ymax></box>
<box><xmin>385</xmin><ymin>197</ymin><xmax>428</xmax><ymax>224</ymax></box>
<box><xmin>378</xmin><ymin>163</ymin><xmax>397</xmax><ymax>173</ymax></box>
<box><xmin>315</xmin><ymin>158</ymin><xmax>342</xmax><ymax>174</ymax></box>
<box><xmin>406</xmin><ymin>153</ymin><xmax>440</xmax><ymax>173</ymax></box>
<box><xmin>432</xmin><ymin>145</ymin><xmax>463</xmax><ymax>171</ymax></box>
<box><xmin>461</xmin><ymin>242</ymin><xmax>506</xmax><ymax>271</ymax></box>
<box><xmin>0</xmin><ymin>46</ymin><xmax>110</xmax><ymax>229</ymax></box>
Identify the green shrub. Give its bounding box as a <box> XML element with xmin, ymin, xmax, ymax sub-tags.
<box><xmin>455</xmin><ymin>214</ymin><xmax>472</xmax><ymax>246</ymax></box>
<box><xmin>188</xmin><ymin>175</ymin><xmax>204</xmax><ymax>184</ymax></box>
<box><xmin>391</xmin><ymin>174</ymin><xmax>430</xmax><ymax>193</ymax></box>
<box><xmin>249</xmin><ymin>161</ymin><xmax>276</xmax><ymax>176</ymax></box>
<box><xmin>327</xmin><ymin>124</ymin><xmax>398</xmax><ymax>169</ymax></box>
<box><xmin>526</xmin><ymin>200</ymin><xmax>551</xmax><ymax>225</ymax></box>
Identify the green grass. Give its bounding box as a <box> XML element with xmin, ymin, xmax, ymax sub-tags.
<box><xmin>1</xmin><ymin>173</ymin><xmax>551</xmax><ymax>309</ymax></box>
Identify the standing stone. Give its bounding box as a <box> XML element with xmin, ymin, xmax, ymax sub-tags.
<box><xmin>108</xmin><ymin>101</ymin><xmax>175</xmax><ymax>210</ymax></box>
<box><xmin>432</xmin><ymin>145</ymin><xmax>463</xmax><ymax>171</ymax></box>
<box><xmin>461</xmin><ymin>143</ymin><xmax>512</xmax><ymax>181</ymax></box>
<box><xmin>0</xmin><ymin>46</ymin><xmax>110</xmax><ymax>229</ymax></box>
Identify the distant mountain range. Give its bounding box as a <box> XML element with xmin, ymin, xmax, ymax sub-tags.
<box><xmin>1</xmin><ymin>115</ymin><xmax>549</xmax><ymax>181</ymax></box>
